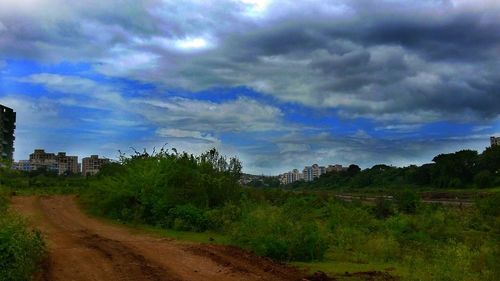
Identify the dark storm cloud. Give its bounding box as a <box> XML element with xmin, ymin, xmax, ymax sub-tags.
<box><xmin>1</xmin><ymin>0</ymin><xmax>500</xmax><ymax>123</ymax></box>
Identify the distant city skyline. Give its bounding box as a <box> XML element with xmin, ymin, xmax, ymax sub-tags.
<box><xmin>1</xmin><ymin>1</ymin><xmax>499</xmax><ymax>174</ymax></box>
<box><xmin>13</xmin><ymin>148</ymin><xmax>110</xmax><ymax>176</ymax></box>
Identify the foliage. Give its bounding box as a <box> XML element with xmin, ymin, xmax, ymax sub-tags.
<box><xmin>394</xmin><ymin>190</ymin><xmax>421</xmax><ymax>214</ymax></box>
<box><xmin>0</xmin><ymin>166</ymin><xmax>88</xmax><ymax>190</ymax></box>
<box><xmin>162</xmin><ymin>204</ymin><xmax>209</xmax><ymax>232</ymax></box>
<box><xmin>284</xmin><ymin>146</ymin><xmax>500</xmax><ymax>189</ymax></box>
<box><xmin>476</xmin><ymin>192</ymin><xmax>500</xmax><ymax>217</ymax></box>
<box><xmin>82</xmin><ymin>148</ymin><xmax>242</xmax><ymax>227</ymax></box>
<box><xmin>0</xmin><ymin>187</ymin><xmax>46</xmax><ymax>281</ymax></box>
<box><xmin>373</xmin><ymin>197</ymin><xmax>394</xmax><ymax>218</ymax></box>
<box><xmin>230</xmin><ymin>200</ymin><xmax>328</xmax><ymax>261</ymax></box>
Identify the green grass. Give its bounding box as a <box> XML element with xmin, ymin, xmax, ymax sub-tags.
<box><xmin>0</xmin><ymin>186</ymin><xmax>46</xmax><ymax>281</ymax></box>
<box><xmin>77</xmin><ymin>198</ymin><xmax>231</xmax><ymax>245</ymax></box>
<box><xmin>130</xmin><ymin>225</ymin><xmax>230</xmax><ymax>244</ymax></box>
<box><xmin>10</xmin><ymin>186</ymin><xmax>84</xmax><ymax>196</ymax></box>
<box><xmin>292</xmin><ymin>260</ymin><xmax>407</xmax><ymax>279</ymax></box>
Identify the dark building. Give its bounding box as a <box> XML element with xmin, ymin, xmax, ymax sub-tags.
<box><xmin>0</xmin><ymin>104</ymin><xmax>16</xmax><ymax>162</ymax></box>
<box><xmin>491</xmin><ymin>136</ymin><xmax>500</xmax><ymax>147</ymax></box>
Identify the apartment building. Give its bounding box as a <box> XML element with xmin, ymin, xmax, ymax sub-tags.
<box><xmin>0</xmin><ymin>104</ymin><xmax>16</xmax><ymax>162</ymax></box>
<box><xmin>303</xmin><ymin>164</ymin><xmax>326</xmax><ymax>182</ymax></box>
<box><xmin>302</xmin><ymin>166</ymin><xmax>313</xmax><ymax>182</ymax></box>
<box><xmin>29</xmin><ymin>149</ymin><xmax>79</xmax><ymax>174</ymax></box>
<box><xmin>29</xmin><ymin>149</ymin><xmax>58</xmax><ymax>172</ymax></box>
<box><xmin>82</xmin><ymin>155</ymin><xmax>110</xmax><ymax>176</ymax></box>
<box><xmin>281</xmin><ymin>163</ymin><xmax>345</xmax><ymax>184</ymax></box>
<box><xmin>12</xmin><ymin>160</ymin><xmax>33</xmax><ymax>172</ymax></box>
<box><xmin>279</xmin><ymin>169</ymin><xmax>303</xmax><ymax>185</ymax></box>
<box><xmin>327</xmin><ymin>164</ymin><xmax>346</xmax><ymax>173</ymax></box>
<box><xmin>56</xmin><ymin>152</ymin><xmax>79</xmax><ymax>175</ymax></box>
<box><xmin>491</xmin><ymin>136</ymin><xmax>500</xmax><ymax>147</ymax></box>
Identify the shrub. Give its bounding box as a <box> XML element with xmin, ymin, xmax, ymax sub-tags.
<box><xmin>476</xmin><ymin>193</ymin><xmax>500</xmax><ymax>217</ymax></box>
<box><xmin>81</xmin><ymin>148</ymin><xmax>242</xmax><ymax>227</ymax></box>
<box><xmin>364</xmin><ymin>235</ymin><xmax>401</xmax><ymax>261</ymax></box>
<box><xmin>230</xmin><ymin>204</ymin><xmax>328</xmax><ymax>261</ymax></box>
<box><xmin>164</xmin><ymin>204</ymin><xmax>209</xmax><ymax>232</ymax></box>
<box><xmin>394</xmin><ymin>190</ymin><xmax>421</xmax><ymax>214</ymax></box>
<box><xmin>0</xmin><ymin>188</ymin><xmax>46</xmax><ymax>281</ymax></box>
<box><xmin>373</xmin><ymin>197</ymin><xmax>394</xmax><ymax>218</ymax></box>
<box><xmin>474</xmin><ymin>170</ymin><xmax>493</xmax><ymax>188</ymax></box>
<box><xmin>205</xmin><ymin>203</ymin><xmax>242</xmax><ymax>231</ymax></box>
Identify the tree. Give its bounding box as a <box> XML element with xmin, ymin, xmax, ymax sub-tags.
<box><xmin>394</xmin><ymin>190</ymin><xmax>420</xmax><ymax>214</ymax></box>
<box><xmin>479</xmin><ymin>145</ymin><xmax>500</xmax><ymax>174</ymax></box>
<box><xmin>347</xmin><ymin>164</ymin><xmax>361</xmax><ymax>176</ymax></box>
<box><xmin>474</xmin><ymin>170</ymin><xmax>493</xmax><ymax>188</ymax></box>
<box><xmin>432</xmin><ymin>150</ymin><xmax>479</xmax><ymax>188</ymax></box>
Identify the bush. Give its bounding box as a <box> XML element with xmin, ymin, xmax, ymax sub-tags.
<box><xmin>373</xmin><ymin>197</ymin><xmax>394</xmax><ymax>218</ymax></box>
<box><xmin>230</xmin><ymin>204</ymin><xmax>328</xmax><ymax>261</ymax></box>
<box><xmin>474</xmin><ymin>170</ymin><xmax>493</xmax><ymax>188</ymax></box>
<box><xmin>82</xmin><ymin>148</ymin><xmax>242</xmax><ymax>227</ymax></box>
<box><xmin>0</xmin><ymin>189</ymin><xmax>46</xmax><ymax>281</ymax></box>
<box><xmin>205</xmin><ymin>203</ymin><xmax>242</xmax><ymax>231</ymax></box>
<box><xmin>163</xmin><ymin>204</ymin><xmax>209</xmax><ymax>232</ymax></box>
<box><xmin>476</xmin><ymin>193</ymin><xmax>500</xmax><ymax>217</ymax></box>
<box><xmin>364</xmin><ymin>235</ymin><xmax>401</xmax><ymax>261</ymax></box>
<box><xmin>395</xmin><ymin>190</ymin><xmax>421</xmax><ymax>214</ymax></box>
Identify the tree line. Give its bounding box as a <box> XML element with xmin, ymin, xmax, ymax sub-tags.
<box><xmin>285</xmin><ymin>145</ymin><xmax>500</xmax><ymax>189</ymax></box>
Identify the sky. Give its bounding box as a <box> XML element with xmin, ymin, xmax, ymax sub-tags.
<box><xmin>0</xmin><ymin>0</ymin><xmax>499</xmax><ymax>174</ymax></box>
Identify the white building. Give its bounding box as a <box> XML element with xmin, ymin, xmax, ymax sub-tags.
<box><xmin>279</xmin><ymin>169</ymin><xmax>304</xmax><ymax>185</ymax></box>
<box><xmin>302</xmin><ymin>164</ymin><xmax>326</xmax><ymax>182</ymax></box>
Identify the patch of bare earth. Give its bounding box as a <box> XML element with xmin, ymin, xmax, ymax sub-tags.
<box><xmin>11</xmin><ymin>195</ymin><xmax>306</xmax><ymax>281</ymax></box>
<box><xmin>11</xmin><ymin>195</ymin><xmax>399</xmax><ymax>281</ymax></box>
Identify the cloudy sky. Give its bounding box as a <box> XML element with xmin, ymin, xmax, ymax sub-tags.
<box><xmin>1</xmin><ymin>0</ymin><xmax>499</xmax><ymax>174</ymax></box>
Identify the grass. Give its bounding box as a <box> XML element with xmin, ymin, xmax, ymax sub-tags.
<box><xmin>9</xmin><ymin>186</ymin><xmax>500</xmax><ymax>281</ymax></box>
<box><xmin>124</xmin><ymin>223</ymin><xmax>231</xmax><ymax>245</ymax></box>
<box><xmin>0</xmin><ymin>187</ymin><xmax>46</xmax><ymax>281</ymax></box>
<box><xmin>292</xmin><ymin>260</ymin><xmax>408</xmax><ymax>279</ymax></box>
<box><xmin>76</xmin><ymin>198</ymin><xmax>232</xmax><ymax>245</ymax></box>
<box><xmin>10</xmin><ymin>186</ymin><xmax>84</xmax><ymax>196</ymax></box>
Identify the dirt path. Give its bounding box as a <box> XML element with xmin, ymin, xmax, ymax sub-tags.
<box><xmin>11</xmin><ymin>196</ymin><xmax>305</xmax><ymax>281</ymax></box>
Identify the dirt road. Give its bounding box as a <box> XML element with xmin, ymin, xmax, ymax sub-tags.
<box><xmin>11</xmin><ymin>196</ymin><xmax>305</xmax><ymax>281</ymax></box>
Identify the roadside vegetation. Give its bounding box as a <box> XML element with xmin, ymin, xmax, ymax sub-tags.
<box><xmin>0</xmin><ymin>186</ymin><xmax>46</xmax><ymax>281</ymax></box>
<box><xmin>77</xmin><ymin>148</ymin><xmax>500</xmax><ymax>280</ymax></box>
<box><xmin>286</xmin><ymin>145</ymin><xmax>500</xmax><ymax>190</ymax></box>
<box><xmin>2</xmin><ymin>146</ymin><xmax>500</xmax><ymax>280</ymax></box>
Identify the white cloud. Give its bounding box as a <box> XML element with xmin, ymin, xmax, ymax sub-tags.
<box><xmin>18</xmin><ymin>73</ymin><xmax>124</xmax><ymax>106</ymax></box>
<box><xmin>174</xmin><ymin>37</ymin><xmax>211</xmax><ymax>50</ymax></box>
<box><xmin>156</xmin><ymin>128</ymin><xmax>219</xmax><ymax>143</ymax></box>
<box><xmin>132</xmin><ymin>96</ymin><xmax>284</xmax><ymax>132</ymax></box>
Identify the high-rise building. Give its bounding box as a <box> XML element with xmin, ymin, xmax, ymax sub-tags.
<box><xmin>82</xmin><ymin>155</ymin><xmax>110</xmax><ymax>176</ymax></box>
<box><xmin>29</xmin><ymin>149</ymin><xmax>58</xmax><ymax>172</ymax></box>
<box><xmin>303</xmin><ymin>166</ymin><xmax>313</xmax><ymax>182</ymax></box>
<box><xmin>0</xmin><ymin>104</ymin><xmax>16</xmax><ymax>162</ymax></box>
<box><xmin>29</xmin><ymin>149</ymin><xmax>79</xmax><ymax>174</ymax></box>
<box><xmin>327</xmin><ymin>164</ymin><xmax>345</xmax><ymax>173</ymax></box>
<box><xmin>281</xmin><ymin>163</ymin><xmax>345</xmax><ymax>184</ymax></box>
<box><xmin>302</xmin><ymin>164</ymin><xmax>327</xmax><ymax>182</ymax></box>
<box><xmin>56</xmin><ymin>152</ymin><xmax>79</xmax><ymax>175</ymax></box>
<box><xmin>491</xmin><ymin>136</ymin><xmax>500</xmax><ymax>147</ymax></box>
